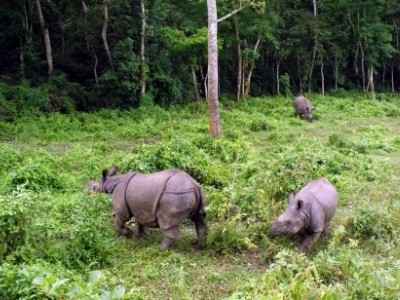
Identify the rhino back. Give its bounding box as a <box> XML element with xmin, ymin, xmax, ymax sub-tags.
<box><xmin>125</xmin><ymin>170</ymin><xmax>177</xmax><ymax>226</ymax></box>
<box><xmin>125</xmin><ymin>170</ymin><xmax>199</xmax><ymax>227</ymax></box>
<box><xmin>293</xmin><ymin>96</ymin><xmax>311</xmax><ymax>112</ymax></box>
<box><xmin>296</xmin><ymin>178</ymin><xmax>338</xmax><ymax>221</ymax></box>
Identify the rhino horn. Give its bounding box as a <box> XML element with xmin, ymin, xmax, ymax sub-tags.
<box><xmin>288</xmin><ymin>192</ymin><xmax>296</xmax><ymax>203</ymax></box>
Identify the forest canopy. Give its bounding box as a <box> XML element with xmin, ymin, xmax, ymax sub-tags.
<box><xmin>0</xmin><ymin>0</ymin><xmax>399</xmax><ymax>115</ymax></box>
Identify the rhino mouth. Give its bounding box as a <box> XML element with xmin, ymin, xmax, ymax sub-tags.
<box><xmin>270</xmin><ymin>227</ymin><xmax>284</xmax><ymax>236</ymax></box>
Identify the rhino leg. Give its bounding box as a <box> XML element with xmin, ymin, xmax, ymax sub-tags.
<box><xmin>300</xmin><ymin>232</ymin><xmax>321</xmax><ymax>254</ymax></box>
<box><xmin>136</xmin><ymin>223</ymin><xmax>146</xmax><ymax>238</ymax></box>
<box><xmin>322</xmin><ymin>222</ymin><xmax>332</xmax><ymax>238</ymax></box>
<box><xmin>160</xmin><ymin>226</ymin><xmax>181</xmax><ymax>250</ymax></box>
<box><xmin>115</xmin><ymin>212</ymin><xmax>134</xmax><ymax>239</ymax></box>
<box><xmin>191</xmin><ymin>213</ymin><xmax>207</xmax><ymax>249</ymax></box>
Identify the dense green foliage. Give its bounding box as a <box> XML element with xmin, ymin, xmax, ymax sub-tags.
<box><xmin>1</xmin><ymin>94</ymin><xmax>400</xmax><ymax>298</ymax></box>
<box><xmin>0</xmin><ymin>0</ymin><xmax>399</xmax><ymax>115</ymax></box>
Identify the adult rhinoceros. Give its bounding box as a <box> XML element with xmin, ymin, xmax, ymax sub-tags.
<box><xmin>88</xmin><ymin>168</ymin><xmax>207</xmax><ymax>250</ymax></box>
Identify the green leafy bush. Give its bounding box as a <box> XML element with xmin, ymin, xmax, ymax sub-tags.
<box><xmin>7</xmin><ymin>159</ymin><xmax>66</xmax><ymax>192</ymax></box>
<box><xmin>0</xmin><ymin>188</ymin><xmax>35</xmax><ymax>258</ymax></box>
<box><xmin>0</xmin><ymin>263</ymin><xmax>132</xmax><ymax>300</ymax></box>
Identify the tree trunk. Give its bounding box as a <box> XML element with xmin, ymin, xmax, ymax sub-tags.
<box><xmin>19</xmin><ymin>38</ymin><xmax>25</xmax><ymax>74</ymax></box>
<box><xmin>191</xmin><ymin>65</ymin><xmax>201</xmax><ymax>111</ymax></box>
<box><xmin>60</xmin><ymin>21</ymin><xmax>65</xmax><ymax>55</ymax></box>
<box><xmin>81</xmin><ymin>0</ymin><xmax>98</xmax><ymax>84</ymax></box>
<box><xmin>244</xmin><ymin>32</ymin><xmax>261</xmax><ymax>98</ymax></box>
<box><xmin>102</xmin><ymin>0</ymin><xmax>114</xmax><ymax>71</ymax></box>
<box><xmin>207</xmin><ymin>0</ymin><xmax>222</xmax><ymax>139</ymax></box>
<box><xmin>297</xmin><ymin>55</ymin><xmax>303</xmax><ymax>93</ymax></box>
<box><xmin>91</xmin><ymin>45</ymin><xmax>99</xmax><ymax>86</ymax></box>
<box><xmin>353</xmin><ymin>43</ymin><xmax>359</xmax><ymax>88</ymax></box>
<box><xmin>276</xmin><ymin>58</ymin><xmax>281</xmax><ymax>95</ymax></box>
<box><xmin>360</xmin><ymin>42</ymin><xmax>366</xmax><ymax>92</ymax></box>
<box><xmin>241</xmin><ymin>58</ymin><xmax>245</xmax><ymax>98</ymax></box>
<box><xmin>312</xmin><ymin>0</ymin><xmax>317</xmax><ymax>16</ymax></box>
<box><xmin>35</xmin><ymin>0</ymin><xmax>53</xmax><ymax>75</ymax></box>
<box><xmin>234</xmin><ymin>16</ymin><xmax>242</xmax><ymax>102</ymax></box>
<box><xmin>140</xmin><ymin>0</ymin><xmax>146</xmax><ymax>96</ymax></box>
<box><xmin>382</xmin><ymin>59</ymin><xmax>386</xmax><ymax>88</ymax></box>
<box><xmin>320</xmin><ymin>57</ymin><xmax>325</xmax><ymax>96</ymax></box>
<box><xmin>334</xmin><ymin>55</ymin><xmax>339</xmax><ymax>90</ymax></box>
<box><xmin>391</xmin><ymin>64</ymin><xmax>395</xmax><ymax>93</ymax></box>
<box><xmin>367</xmin><ymin>65</ymin><xmax>375</xmax><ymax>97</ymax></box>
<box><xmin>307</xmin><ymin>44</ymin><xmax>317</xmax><ymax>93</ymax></box>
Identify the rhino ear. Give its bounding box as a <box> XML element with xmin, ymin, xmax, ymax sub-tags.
<box><xmin>109</xmin><ymin>166</ymin><xmax>119</xmax><ymax>176</ymax></box>
<box><xmin>297</xmin><ymin>199</ymin><xmax>304</xmax><ymax>210</ymax></box>
<box><xmin>288</xmin><ymin>192</ymin><xmax>296</xmax><ymax>203</ymax></box>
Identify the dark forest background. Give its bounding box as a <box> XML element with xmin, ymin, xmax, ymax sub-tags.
<box><xmin>1</xmin><ymin>0</ymin><xmax>399</xmax><ymax>117</ymax></box>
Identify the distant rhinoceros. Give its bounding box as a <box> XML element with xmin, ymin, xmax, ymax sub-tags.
<box><xmin>293</xmin><ymin>95</ymin><xmax>313</xmax><ymax>122</ymax></box>
<box><xmin>270</xmin><ymin>178</ymin><xmax>338</xmax><ymax>253</ymax></box>
<box><xmin>88</xmin><ymin>168</ymin><xmax>207</xmax><ymax>250</ymax></box>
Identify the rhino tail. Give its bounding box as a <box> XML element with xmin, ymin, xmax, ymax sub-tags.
<box><xmin>196</xmin><ymin>185</ymin><xmax>207</xmax><ymax>217</ymax></box>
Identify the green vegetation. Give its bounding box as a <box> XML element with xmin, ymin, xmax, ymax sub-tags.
<box><xmin>1</xmin><ymin>94</ymin><xmax>400</xmax><ymax>299</ymax></box>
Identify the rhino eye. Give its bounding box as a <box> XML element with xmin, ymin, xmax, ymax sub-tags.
<box><xmin>286</xmin><ymin>220</ymin><xmax>291</xmax><ymax>225</ymax></box>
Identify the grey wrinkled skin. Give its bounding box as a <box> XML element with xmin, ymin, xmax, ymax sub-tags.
<box><xmin>88</xmin><ymin>167</ymin><xmax>207</xmax><ymax>251</ymax></box>
<box><xmin>293</xmin><ymin>95</ymin><xmax>313</xmax><ymax>122</ymax></box>
<box><xmin>270</xmin><ymin>178</ymin><xmax>338</xmax><ymax>254</ymax></box>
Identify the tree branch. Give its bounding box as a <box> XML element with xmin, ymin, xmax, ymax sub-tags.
<box><xmin>217</xmin><ymin>5</ymin><xmax>248</xmax><ymax>23</ymax></box>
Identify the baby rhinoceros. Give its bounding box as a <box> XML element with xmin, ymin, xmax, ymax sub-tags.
<box><xmin>270</xmin><ymin>178</ymin><xmax>338</xmax><ymax>254</ymax></box>
<box><xmin>293</xmin><ymin>95</ymin><xmax>313</xmax><ymax>122</ymax></box>
<box><xmin>88</xmin><ymin>168</ymin><xmax>207</xmax><ymax>251</ymax></box>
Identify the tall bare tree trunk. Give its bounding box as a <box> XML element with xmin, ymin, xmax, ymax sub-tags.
<box><xmin>391</xmin><ymin>64</ymin><xmax>395</xmax><ymax>93</ymax></box>
<box><xmin>276</xmin><ymin>58</ymin><xmax>281</xmax><ymax>95</ymax></box>
<box><xmin>140</xmin><ymin>0</ymin><xmax>146</xmax><ymax>96</ymax></box>
<box><xmin>200</xmin><ymin>67</ymin><xmax>207</xmax><ymax>99</ymax></box>
<box><xmin>19</xmin><ymin>38</ymin><xmax>25</xmax><ymax>74</ymax></box>
<box><xmin>320</xmin><ymin>57</ymin><xmax>325</xmax><ymax>96</ymax></box>
<box><xmin>35</xmin><ymin>0</ymin><xmax>53</xmax><ymax>75</ymax></box>
<box><xmin>60</xmin><ymin>20</ymin><xmax>65</xmax><ymax>55</ymax></box>
<box><xmin>308</xmin><ymin>45</ymin><xmax>317</xmax><ymax>93</ymax></box>
<box><xmin>312</xmin><ymin>0</ymin><xmax>317</xmax><ymax>16</ymax></box>
<box><xmin>81</xmin><ymin>0</ymin><xmax>97</xmax><ymax>84</ymax></box>
<box><xmin>360</xmin><ymin>42</ymin><xmax>366</xmax><ymax>92</ymax></box>
<box><xmin>297</xmin><ymin>55</ymin><xmax>302</xmax><ymax>93</ymax></box>
<box><xmin>91</xmin><ymin>45</ymin><xmax>99</xmax><ymax>86</ymax></box>
<box><xmin>334</xmin><ymin>55</ymin><xmax>339</xmax><ymax>90</ymax></box>
<box><xmin>207</xmin><ymin>0</ymin><xmax>222</xmax><ymax>138</ymax></box>
<box><xmin>234</xmin><ymin>16</ymin><xmax>242</xmax><ymax>102</ymax></box>
<box><xmin>367</xmin><ymin>65</ymin><xmax>375</xmax><ymax>98</ymax></box>
<box><xmin>382</xmin><ymin>60</ymin><xmax>386</xmax><ymax>88</ymax></box>
<box><xmin>307</xmin><ymin>0</ymin><xmax>318</xmax><ymax>93</ymax></box>
<box><xmin>102</xmin><ymin>0</ymin><xmax>114</xmax><ymax>71</ymax></box>
<box><xmin>191</xmin><ymin>65</ymin><xmax>201</xmax><ymax>111</ymax></box>
<box><xmin>244</xmin><ymin>32</ymin><xmax>261</xmax><ymax>98</ymax></box>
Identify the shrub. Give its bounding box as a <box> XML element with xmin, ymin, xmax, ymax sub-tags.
<box><xmin>28</xmin><ymin>194</ymin><xmax>115</xmax><ymax>270</ymax></box>
<box><xmin>206</xmin><ymin>221</ymin><xmax>257</xmax><ymax>253</ymax></box>
<box><xmin>0</xmin><ymin>188</ymin><xmax>35</xmax><ymax>258</ymax></box>
<box><xmin>0</xmin><ymin>263</ymin><xmax>131</xmax><ymax>300</ymax></box>
<box><xmin>7</xmin><ymin>159</ymin><xmax>66</xmax><ymax>192</ymax></box>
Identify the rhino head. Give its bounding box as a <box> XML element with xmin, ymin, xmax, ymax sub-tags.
<box><xmin>87</xmin><ymin>167</ymin><xmax>119</xmax><ymax>194</ymax></box>
<box><xmin>301</xmin><ymin>108</ymin><xmax>313</xmax><ymax>122</ymax></box>
<box><xmin>270</xmin><ymin>193</ymin><xmax>306</xmax><ymax>236</ymax></box>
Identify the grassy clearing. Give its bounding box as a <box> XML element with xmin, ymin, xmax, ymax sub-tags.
<box><xmin>1</xmin><ymin>93</ymin><xmax>400</xmax><ymax>299</ymax></box>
